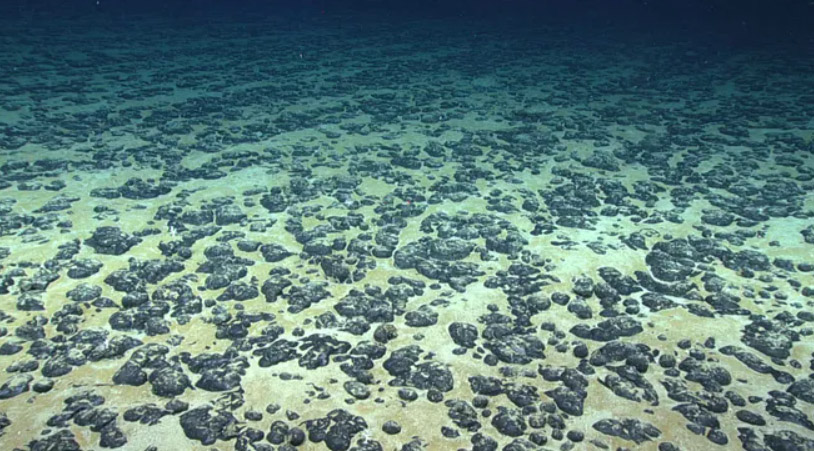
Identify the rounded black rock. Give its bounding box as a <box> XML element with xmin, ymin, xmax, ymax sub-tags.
<box><xmin>398</xmin><ymin>388</ymin><xmax>418</xmax><ymax>401</ymax></box>
<box><xmin>32</xmin><ymin>379</ymin><xmax>54</xmax><ymax>393</ymax></box>
<box><xmin>472</xmin><ymin>395</ymin><xmax>489</xmax><ymax>409</ymax></box>
<box><xmin>572</xmin><ymin>343</ymin><xmax>589</xmax><ymax>358</ymax></box>
<box><xmin>245</xmin><ymin>410</ymin><xmax>263</xmax><ymax>422</ymax></box>
<box><xmin>736</xmin><ymin>410</ymin><xmax>766</xmax><ymax>426</ymax></box>
<box><xmin>427</xmin><ymin>389</ymin><xmax>444</xmax><ymax>403</ymax></box>
<box><xmin>382</xmin><ymin>420</ymin><xmax>401</xmax><ymax>435</ymax></box>
<box><xmin>373</xmin><ymin>324</ymin><xmax>398</xmax><ymax>343</ymax></box>
<box><xmin>344</xmin><ymin>381</ymin><xmax>370</xmax><ymax>400</ymax></box>
<box><xmin>566</xmin><ymin>430</ymin><xmax>584</xmax><ymax>442</ymax></box>
<box><xmin>707</xmin><ymin>429</ymin><xmax>728</xmax><ymax>445</ymax></box>
<box><xmin>288</xmin><ymin>428</ymin><xmax>305</xmax><ymax>446</ymax></box>
<box><xmin>529</xmin><ymin>432</ymin><xmax>547</xmax><ymax>446</ymax></box>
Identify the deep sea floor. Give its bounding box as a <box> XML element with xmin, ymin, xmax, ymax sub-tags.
<box><xmin>0</xmin><ymin>13</ymin><xmax>813</xmax><ymax>451</ymax></box>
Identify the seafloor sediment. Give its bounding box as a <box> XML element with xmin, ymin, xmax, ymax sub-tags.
<box><xmin>0</xmin><ymin>14</ymin><xmax>813</xmax><ymax>451</ymax></box>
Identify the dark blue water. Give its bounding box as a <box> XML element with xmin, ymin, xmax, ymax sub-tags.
<box><xmin>0</xmin><ymin>1</ymin><xmax>813</xmax><ymax>450</ymax></box>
